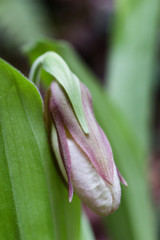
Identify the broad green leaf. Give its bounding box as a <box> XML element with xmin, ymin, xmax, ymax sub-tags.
<box><xmin>106</xmin><ymin>0</ymin><xmax>159</xmax><ymax>155</ymax></box>
<box><xmin>29</xmin><ymin>51</ymin><xmax>88</xmax><ymax>134</ymax></box>
<box><xmin>24</xmin><ymin>39</ymin><xmax>157</xmax><ymax>240</ymax></box>
<box><xmin>0</xmin><ymin>58</ymin><xmax>81</xmax><ymax>240</ymax></box>
<box><xmin>0</xmin><ymin>123</ymin><xmax>18</xmax><ymax>239</ymax></box>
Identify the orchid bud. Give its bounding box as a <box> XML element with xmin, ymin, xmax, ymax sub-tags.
<box><xmin>44</xmin><ymin>80</ymin><xmax>127</xmax><ymax>216</ymax></box>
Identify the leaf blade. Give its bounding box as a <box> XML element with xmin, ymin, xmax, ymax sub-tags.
<box><xmin>24</xmin><ymin>39</ymin><xmax>157</xmax><ymax>240</ymax></box>
<box><xmin>0</xmin><ymin>58</ymin><xmax>82</xmax><ymax>240</ymax></box>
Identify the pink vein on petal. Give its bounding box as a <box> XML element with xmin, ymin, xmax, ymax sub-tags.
<box><xmin>68</xmin><ymin>83</ymin><xmax>114</xmax><ymax>185</ymax></box>
<box><xmin>50</xmin><ymin>83</ymin><xmax>73</xmax><ymax>202</ymax></box>
<box><xmin>116</xmin><ymin>167</ymin><xmax>128</xmax><ymax>187</ymax></box>
<box><xmin>97</xmin><ymin>125</ymin><xmax>114</xmax><ymax>183</ymax></box>
<box><xmin>49</xmin><ymin>81</ymin><xmax>115</xmax><ymax>190</ymax></box>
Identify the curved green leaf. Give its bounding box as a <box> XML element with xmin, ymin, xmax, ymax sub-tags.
<box><xmin>29</xmin><ymin>51</ymin><xmax>89</xmax><ymax>134</ymax></box>
<box><xmin>0</xmin><ymin>58</ymin><xmax>81</xmax><ymax>240</ymax></box>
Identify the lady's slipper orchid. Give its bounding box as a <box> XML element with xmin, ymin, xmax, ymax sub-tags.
<box><xmin>45</xmin><ymin>81</ymin><xmax>127</xmax><ymax>216</ymax></box>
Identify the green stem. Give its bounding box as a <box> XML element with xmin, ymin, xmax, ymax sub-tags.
<box><xmin>29</xmin><ymin>56</ymin><xmax>43</xmax><ymax>86</ymax></box>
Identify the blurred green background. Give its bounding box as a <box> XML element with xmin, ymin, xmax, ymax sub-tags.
<box><xmin>0</xmin><ymin>0</ymin><xmax>159</xmax><ymax>239</ymax></box>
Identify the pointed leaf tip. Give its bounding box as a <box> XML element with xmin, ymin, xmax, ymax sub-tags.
<box><xmin>30</xmin><ymin>51</ymin><xmax>89</xmax><ymax>134</ymax></box>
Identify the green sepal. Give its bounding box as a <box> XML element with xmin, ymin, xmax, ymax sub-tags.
<box><xmin>29</xmin><ymin>51</ymin><xmax>89</xmax><ymax>134</ymax></box>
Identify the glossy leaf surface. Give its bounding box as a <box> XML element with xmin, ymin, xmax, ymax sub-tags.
<box><xmin>0</xmin><ymin>58</ymin><xmax>84</xmax><ymax>240</ymax></box>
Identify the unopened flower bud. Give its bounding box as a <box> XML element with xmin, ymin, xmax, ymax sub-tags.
<box><xmin>45</xmin><ymin>81</ymin><xmax>127</xmax><ymax>216</ymax></box>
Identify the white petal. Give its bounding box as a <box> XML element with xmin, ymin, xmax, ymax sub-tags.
<box><xmin>52</xmin><ymin>127</ymin><xmax>121</xmax><ymax>216</ymax></box>
<box><xmin>68</xmin><ymin>137</ymin><xmax>121</xmax><ymax>216</ymax></box>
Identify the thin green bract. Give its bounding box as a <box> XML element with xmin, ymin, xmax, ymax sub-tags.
<box><xmin>29</xmin><ymin>51</ymin><xmax>89</xmax><ymax>135</ymax></box>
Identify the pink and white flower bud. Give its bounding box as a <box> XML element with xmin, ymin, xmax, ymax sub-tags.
<box><xmin>45</xmin><ymin>81</ymin><xmax>127</xmax><ymax>216</ymax></box>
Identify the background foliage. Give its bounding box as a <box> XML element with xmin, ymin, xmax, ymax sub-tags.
<box><xmin>0</xmin><ymin>0</ymin><xmax>159</xmax><ymax>239</ymax></box>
